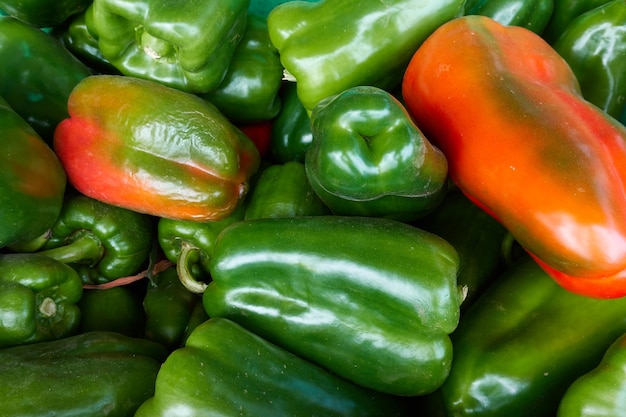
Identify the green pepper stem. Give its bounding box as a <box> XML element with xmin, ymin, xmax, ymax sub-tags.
<box><xmin>177</xmin><ymin>242</ymin><xmax>208</xmax><ymax>294</ymax></box>
<box><xmin>36</xmin><ymin>232</ymin><xmax>104</xmax><ymax>266</ymax></box>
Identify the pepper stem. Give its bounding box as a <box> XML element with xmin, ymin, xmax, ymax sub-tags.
<box><xmin>177</xmin><ymin>242</ymin><xmax>208</xmax><ymax>294</ymax></box>
<box><xmin>36</xmin><ymin>232</ymin><xmax>104</xmax><ymax>267</ymax></box>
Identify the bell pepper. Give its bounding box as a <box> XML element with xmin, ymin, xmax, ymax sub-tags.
<box><xmin>135</xmin><ymin>318</ymin><xmax>411</xmax><ymax>417</ymax></box>
<box><xmin>200</xmin><ymin>14</ymin><xmax>283</xmax><ymax>123</ymax></box>
<box><xmin>269</xmin><ymin>81</ymin><xmax>313</xmax><ymax>163</ymax></box>
<box><xmin>439</xmin><ymin>255</ymin><xmax>626</xmax><ymax>417</ymax></box>
<box><xmin>23</xmin><ymin>194</ymin><xmax>155</xmax><ymax>284</ymax></box>
<box><xmin>244</xmin><ymin>161</ymin><xmax>330</xmax><ymax>220</ymax></box>
<box><xmin>463</xmin><ymin>0</ymin><xmax>554</xmax><ymax>34</ymax></box>
<box><xmin>203</xmin><ymin>216</ymin><xmax>461</xmax><ymax>396</ymax></box>
<box><xmin>0</xmin><ymin>96</ymin><xmax>66</xmax><ymax>249</ymax></box>
<box><xmin>552</xmin><ymin>0</ymin><xmax>626</xmax><ymax>121</ymax></box>
<box><xmin>305</xmin><ymin>85</ymin><xmax>448</xmax><ymax>222</ymax></box>
<box><xmin>267</xmin><ymin>0</ymin><xmax>465</xmax><ymax>111</ymax></box>
<box><xmin>0</xmin><ymin>330</ymin><xmax>167</xmax><ymax>417</ymax></box>
<box><xmin>79</xmin><ymin>286</ymin><xmax>146</xmax><ymax>337</ymax></box>
<box><xmin>54</xmin><ymin>74</ymin><xmax>260</xmax><ymax>221</ymax></box>
<box><xmin>90</xmin><ymin>0</ymin><xmax>249</xmax><ymax>93</ymax></box>
<box><xmin>143</xmin><ymin>265</ymin><xmax>208</xmax><ymax>350</ymax></box>
<box><xmin>0</xmin><ymin>0</ymin><xmax>91</xmax><ymax>27</ymax></box>
<box><xmin>0</xmin><ymin>16</ymin><xmax>92</xmax><ymax>143</ymax></box>
<box><xmin>557</xmin><ymin>332</ymin><xmax>626</xmax><ymax>417</ymax></box>
<box><xmin>0</xmin><ymin>253</ymin><xmax>83</xmax><ymax>349</ymax></box>
<box><xmin>542</xmin><ymin>0</ymin><xmax>613</xmax><ymax>43</ymax></box>
<box><xmin>402</xmin><ymin>15</ymin><xmax>626</xmax><ymax>298</ymax></box>
<box><xmin>248</xmin><ymin>0</ymin><xmax>318</xmax><ymax>19</ymax></box>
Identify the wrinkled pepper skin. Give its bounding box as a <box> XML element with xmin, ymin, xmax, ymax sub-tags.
<box><xmin>542</xmin><ymin>0</ymin><xmax>613</xmax><ymax>43</ymax></box>
<box><xmin>0</xmin><ymin>0</ymin><xmax>91</xmax><ymax>27</ymax></box>
<box><xmin>305</xmin><ymin>86</ymin><xmax>448</xmax><ymax>222</ymax></box>
<box><xmin>0</xmin><ymin>16</ymin><xmax>92</xmax><ymax>142</ymax></box>
<box><xmin>32</xmin><ymin>194</ymin><xmax>155</xmax><ymax>283</ymax></box>
<box><xmin>0</xmin><ymin>253</ymin><xmax>83</xmax><ymax>349</ymax></box>
<box><xmin>135</xmin><ymin>318</ymin><xmax>411</xmax><ymax>417</ymax></box>
<box><xmin>54</xmin><ymin>74</ymin><xmax>260</xmax><ymax>221</ymax></box>
<box><xmin>91</xmin><ymin>0</ymin><xmax>249</xmax><ymax>93</ymax></box>
<box><xmin>440</xmin><ymin>256</ymin><xmax>626</xmax><ymax>417</ymax></box>
<box><xmin>267</xmin><ymin>0</ymin><xmax>465</xmax><ymax>111</ymax></box>
<box><xmin>0</xmin><ymin>97</ymin><xmax>66</xmax><ymax>249</ymax></box>
<box><xmin>269</xmin><ymin>81</ymin><xmax>313</xmax><ymax>163</ymax></box>
<box><xmin>203</xmin><ymin>216</ymin><xmax>461</xmax><ymax>396</ymax></box>
<box><xmin>557</xmin><ymin>332</ymin><xmax>626</xmax><ymax>417</ymax></box>
<box><xmin>552</xmin><ymin>0</ymin><xmax>626</xmax><ymax>121</ymax></box>
<box><xmin>464</xmin><ymin>0</ymin><xmax>554</xmax><ymax>34</ymax></box>
<box><xmin>0</xmin><ymin>330</ymin><xmax>167</xmax><ymax>417</ymax></box>
<box><xmin>402</xmin><ymin>15</ymin><xmax>626</xmax><ymax>298</ymax></box>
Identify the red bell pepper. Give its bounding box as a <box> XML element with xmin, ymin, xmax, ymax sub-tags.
<box><xmin>402</xmin><ymin>15</ymin><xmax>626</xmax><ymax>298</ymax></box>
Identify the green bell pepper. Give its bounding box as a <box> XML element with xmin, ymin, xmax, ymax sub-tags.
<box><xmin>248</xmin><ymin>0</ymin><xmax>318</xmax><ymax>19</ymax></box>
<box><xmin>542</xmin><ymin>0</ymin><xmax>613</xmax><ymax>43</ymax></box>
<box><xmin>30</xmin><ymin>194</ymin><xmax>155</xmax><ymax>284</ymax></box>
<box><xmin>552</xmin><ymin>0</ymin><xmax>626</xmax><ymax>121</ymax></box>
<box><xmin>135</xmin><ymin>318</ymin><xmax>411</xmax><ymax>416</ymax></box>
<box><xmin>267</xmin><ymin>0</ymin><xmax>464</xmax><ymax>111</ymax></box>
<box><xmin>244</xmin><ymin>161</ymin><xmax>330</xmax><ymax>220</ymax></box>
<box><xmin>0</xmin><ymin>330</ymin><xmax>167</xmax><ymax>417</ymax></box>
<box><xmin>463</xmin><ymin>0</ymin><xmax>554</xmax><ymax>34</ymax></box>
<box><xmin>0</xmin><ymin>96</ymin><xmax>66</xmax><ymax>249</ymax></box>
<box><xmin>557</xmin><ymin>332</ymin><xmax>626</xmax><ymax>417</ymax></box>
<box><xmin>143</xmin><ymin>265</ymin><xmax>208</xmax><ymax>350</ymax></box>
<box><xmin>91</xmin><ymin>0</ymin><xmax>250</xmax><ymax>93</ymax></box>
<box><xmin>0</xmin><ymin>253</ymin><xmax>82</xmax><ymax>349</ymax></box>
<box><xmin>269</xmin><ymin>81</ymin><xmax>313</xmax><ymax>163</ymax></box>
<box><xmin>0</xmin><ymin>16</ymin><xmax>92</xmax><ymax>142</ymax></box>
<box><xmin>200</xmin><ymin>14</ymin><xmax>283</xmax><ymax>123</ymax></box>
<box><xmin>79</xmin><ymin>286</ymin><xmax>146</xmax><ymax>337</ymax></box>
<box><xmin>305</xmin><ymin>86</ymin><xmax>448</xmax><ymax>222</ymax></box>
<box><xmin>203</xmin><ymin>216</ymin><xmax>461</xmax><ymax>396</ymax></box>
<box><xmin>439</xmin><ymin>255</ymin><xmax>626</xmax><ymax>417</ymax></box>
<box><xmin>0</xmin><ymin>0</ymin><xmax>91</xmax><ymax>27</ymax></box>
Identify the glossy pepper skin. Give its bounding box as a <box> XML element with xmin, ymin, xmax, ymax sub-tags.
<box><xmin>269</xmin><ymin>81</ymin><xmax>313</xmax><ymax>163</ymax></box>
<box><xmin>91</xmin><ymin>0</ymin><xmax>249</xmax><ymax>93</ymax></box>
<box><xmin>0</xmin><ymin>330</ymin><xmax>167</xmax><ymax>417</ymax></box>
<box><xmin>200</xmin><ymin>14</ymin><xmax>283</xmax><ymax>123</ymax></box>
<box><xmin>305</xmin><ymin>85</ymin><xmax>448</xmax><ymax>222</ymax></box>
<box><xmin>54</xmin><ymin>74</ymin><xmax>260</xmax><ymax>221</ymax></box>
<box><xmin>0</xmin><ymin>16</ymin><xmax>92</xmax><ymax>142</ymax></box>
<box><xmin>0</xmin><ymin>97</ymin><xmax>66</xmax><ymax>249</ymax></box>
<box><xmin>135</xmin><ymin>318</ymin><xmax>411</xmax><ymax>417</ymax></box>
<box><xmin>557</xmin><ymin>332</ymin><xmax>626</xmax><ymax>417</ymax></box>
<box><xmin>203</xmin><ymin>216</ymin><xmax>461</xmax><ymax>396</ymax></box>
<box><xmin>552</xmin><ymin>0</ymin><xmax>626</xmax><ymax>121</ymax></box>
<box><xmin>267</xmin><ymin>0</ymin><xmax>465</xmax><ymax>111</ymax></box>
<box><xmin>402</xmin><ymin>15</ymin><xmax>626</xmax><ymax>298</ymax></box>
<box><xmin>0</xmin><ymin>253</ymin><xmax>83</xmax><ymax>349</ymax></box>
<box><xmin>464</xmin><ymin>0</ymin><xmax>554</xmax><ymax>34</ymax></box>
<box><xmin>0</xmin><ymin>0</ymin><xmax>91</xmax><ymax>27</ymax></box>
<box><xmin>542</xmin><ymin>0</ymin><xmax>613</xmax><ymax>43</ymax></box>
<box><xmin>440</xmin><ymin>255</ymin><xmax>626</xmax><ymax>417</ymax></box>
<box><xmin>30</xmin><ymin>194</ymin><xmax>155</xmax><ymax>283</ymax></box>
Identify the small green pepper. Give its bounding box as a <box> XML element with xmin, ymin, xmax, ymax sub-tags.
<box><xmin>269</xmin><ymin>81</ymin><xmax>313</xmax><ymax>163</ymax></box>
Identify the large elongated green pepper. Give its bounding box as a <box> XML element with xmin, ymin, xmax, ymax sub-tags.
<box><xmin>440</xmin><ymin>255</ymin><xmax>626</xmax><ymax>417</ymax></box>
<box><xmin>91</xmin><ymin>0</ymin><xmax>250</xmax><ymax>93</ymax></box>
<box><xmin>267</xmin><ymin>0</ymin><xmax>465</xmax><ymax>111</ymax></box>
<box><xmin>135</xmin><ymin>318</ymin><xmax>411</xmax><ymax>416</ymax></box>
<box><xmin>0</xmin><ymin>253</ymin><xmax>83</xmax><ymax>349</ymax></box>
<box><xmin>464</xmin><ymin>0</ymin><xmax>554</xmax><ymax>34</ymax></box>
<box><xmin>203</xmin><ymin>216</ymin><xmax>461</xmax><ymax>396</ymax></box>
<box><xmin>0</xmin><ymin>330</ymin><xmax>167</xmax><ymax>417</ymax></box>
<box><xmin>552</xmin><ymin>0</ymin><xmax>626</xmax><ymax>121</ymax></box>
<box><xmin>0</xmin><ymin>96</ymin><xmax>66</xmax><ymax>249</ymax></box>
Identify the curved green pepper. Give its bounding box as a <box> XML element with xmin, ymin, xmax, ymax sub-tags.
<box><xmin>464</xmin><ymin>0</ymin><xmax>554</xmax><ymax>34</ymax></box>
<box><xmin>269</xmin><ymin>81</ymin><xmax>313</xmax><ymax>163</ymax></box>
<box><xmin>0</xmin><ymin>16</ymin><xmax>92</xmax><ymax>142</ymax></box>
<box><xmin>552</xmin><ymin>0</ymin><xmax>626</xmax><ymax>120</ymax></box>
<box><xmin>542</xmin><ymin>0</ymin><xmax>612</xmax><ymax>43</ymax></box>
<box><xmin>203</xmin><ymin>216</ymin><xmax>461</xmax><ymax>396</ymax></box>
<box><xmin>79</xmin><ymin>286</ymin><xmax>146</xmax><ymax>337</ymax></box>
<box><xmin>91</xmin><ymin>0</ymin><xmax>250</xmax><ymax>93</ymax></box>
<box><xmin>0</xmin><ymin>96</ymin><xmax>66</xmax><ymax>249</ymax></box>
<box><xmin>440</xmin><ymin>255</ymin><xmax>626</xmax><ymax>417</ymax></box>
<box><xmin>0</xmin><ymin>253</ymin><xmax>83</xmax><ymax>349</ymax></box>
<box><xmin>557</xmin><ymin>332</ymin><xmax>626</xmax><ymax>416</ymax></box>
<box><xmin>0</xmin><ymin>0</ymin><xmax>91</xmax><ymax>27</ymax></box>
<box><xmin>0</xmin><ymin>330</ymin><xmax>167</xmax><ymax>417</ymax></box>
<box><xmin>32</xmin><ymin>194</ymin><xmax>155</xmax><ymax>283</ymax></box>
<box><xmin>305</xmin><ymin>86</ymin><xmax>448</xmax><ymax>222</ymax></box>
<box><xmin>267</xmin><ymin>0</ymin><xmax>464</xmax><ymax>111</ymax></box>
<box><xmin>135</xmin><ymin>318</ymin><xmax>411</xmax><ymax>417</ymax></box>
<box><xmin>200</xmin><ymin>14</ymin><xmax>283</xmax><ymax>123</ymax></box>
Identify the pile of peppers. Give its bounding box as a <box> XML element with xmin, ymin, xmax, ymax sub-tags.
<box><xmin>1</xmin><ymin>0</ymin><xmax>626</xmax><ymax>415</ymax></box>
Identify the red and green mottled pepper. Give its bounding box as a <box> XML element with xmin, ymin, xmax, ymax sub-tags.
<box><xmin>54</xmin><ymin>74</ymin><xmax>260</xmax><ymax>221</ymax></box>
<box><xmin>305</xmin><ymin>86</ymin><xmax>448</xmax><ymax>222</ymax></box>
<box><xmin>402</xmin><ymin>15</ymin><xmax>626</xmax><ymax>298</ymax></box>
<box><xmin>203</xmin><ymin>216</ymin><xmax>461</xmax><ymax>396</ymax></box>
